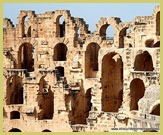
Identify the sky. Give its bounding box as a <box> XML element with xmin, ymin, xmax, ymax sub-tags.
<box><xmin>3</xmin><ymin>3</ymin><xmax>159</xmax><ymax>34</ymax></box>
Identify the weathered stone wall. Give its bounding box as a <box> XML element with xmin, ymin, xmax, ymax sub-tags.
<box><xmin>3</xmin><ymin>5</ymin><xmax>160</xmax><ymax>132</ymax></box>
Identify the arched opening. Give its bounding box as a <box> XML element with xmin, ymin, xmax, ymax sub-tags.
<box><xmin>56</xmin><ymin>16</ymin><xmax>65</xmax><ymax>37</ymax></box>
<box><xmin>156</xmin><ymin>11</ymin><xmax>160</xmax><ymax>36</ymax></box>
<box><xmin>134</xmin><ymin>51</ymin><xmax>154</xmax><ymax>71</ymax></box>
<box><xmin>153</xmin><ymin>41</ymin><xmax>160</xmax><ymax>47</ymax></box>
<box><xmin>9</xmin><ymin>128</ymin><xmax>21</xmax><ymax>132</ymax></box>
<box><xmin>38</xmin><ymin>77</ymin><xmax>54</xmax><ymax>120</ymax></box>
<box><xmin>84</xmin><ymin>88</ymin><xmax>92</xmax><ymax>123</ymax></box>
<box><xmin>53</xmin><ymin>43</ymin><xmax>67</xmax><ymax>61</ymax></box>
<box><xmin>42</xmin><ymin>129</ymin><xmax>52</xmax><ymax>132</ymax></box>
<box><xmin>102</xmin><ymin>52</ymin><xmax>123</xmax><ymax>112</ymax></box>
<box><xmin>10</xmin><ymin>111</ymin><xmax>20</xmax><ymax>119</ymax></box>
<box><xmin>18</xmin><ymin>43</ymin><xmax>34</xmax><ymax>72</ymax></box>
<box><xmin>55</xmin><ymin>66</ymin><xmax>64</xmax><ymax>81</ymax></box>
<box><xmin>150</xmin><ymin>104</ymin><xmax>160</xmax><ymax>116</ymax></box>
<box><xmin>145</xmin><ymin>39</ymin><xmax>154</xmax><ymax>47</ymax></box>
<box><xmin>22</xmin><ymin>16</ymin><xmax>31</xmax><ymax>37</ymax></box>
<box><xmin>100</xmin><ymin>24</ymin><xmax>114</xmax><ymax>40</ymax></box>
<box><xmin>6</xmin><ymin>75</ymin><xmax>23</xmax><ymax>105</ymax></box>
<box><xmin>55</xmin><ymin>66</ymin><xmax>64</xmax><ymax>77</ymax></box>
<box><xmin>119</xmin><ymin>27</ymin><xmax>130</xmax><ymax>48</ymax></box>
<box><xmin>130</xmin><ymin>79</ymin><xmax>145</xmax><ymax>111</ymax></box>
<box><xmin>85</xmin><ymin>43</ymin><xmax>100</xmax><ymax>78</ymax></box>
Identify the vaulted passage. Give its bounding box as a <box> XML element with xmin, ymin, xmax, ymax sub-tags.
<box><xmin>18</xmin><ymin>43</ymin><xmax>34</xmax><ymax>72</ymax></box>
<box><xmin>53</xmin><ymin>43</ymin><xmax>67</xmax><ymax>61</ymax></box>
<box><xmin>150</xmin><ymin>104</ymin><xmax>160</xmax><ymax>116</ymax></box>
<box><xmin>38</xmin><ymin>77</ymin><xmax>54</xmax><ymax>120</ymax></box>
<box><xmin>9</xmin><ymin>128</ymin><xmax>21</xmax><ymax>132</ymax></box>
<box><xmin>85</xmin><ymin>43</ymin><xmax>100</xmax><ymax>78</ymax></box>
<box><xmin>134</xmin><ymin>51</ymin><xmax>154</xmax><ymax>71</ymax></box>
<box><xmin>102</xmin><ymin>53</ymin><xmax>123</xmax><ymax>112</ymax></box>
<box><xmin>56</xmin><ymin>16</ymin><xmax>65</xmax><ymax>37</ymax></box>
<box><xmin>130</xmin><ymin>78</ymin><xmax>145</xmax><ymax>111</ymax></box>
<box><xmin>6</xmin><ymin>75</ymin><xmax>23</xmax><ymax>105</ymax></box>
<box><xmin>10</xmin><ymin>111</ymin><xmax>20</xmax><ymax>119</ymax></box>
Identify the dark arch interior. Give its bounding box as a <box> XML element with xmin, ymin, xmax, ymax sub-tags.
<box><xmin>42</xmin><ymin>129</ymin><xmax>52</xmax><ymax>132</ymax></box>
<box><xmin>85</xmin><ymin>43</ymin><xmax>100</xmax><ymax>78</ymax></box>
<box><xmin>134</xmin><ymin>51</ymin><xmax>154</xmax><ymax>71</ymax></box>
<box><xmin>18</xmin><ymin>43</ymin><xmax>34</xmax><ymax>72</ymax></box>
<box><xmin>102</xmin><ymin>53</ymin><xmax>123</xmax><ymax>112</ymax></box>
<box><xmin>6</xmin><ymin>75</ymin><xmax>23</xmax><ymax>105</ymax></box>
<box><xmin>151</xmin><ymin>104</ymin><xmax>160</xmax><ymax>116</ymax></box>
<box><xmin>10</xmin><ymin>111</ymin><xmax>20</xmax><ymax>119</ymax></box>
<box><xmin>53</xmin><ymin>43</ymin><xmax>67</xmax><ymax>61</ymax></box>
<box><xmin>119</xmin><ymin>27</ymin><xmax>130</xmax><ymax>48</ymax></box>
<box><xmin>38</xmin><ymin>77</ymin><xmax>54</xmax><ymax>120</ymax></box>
<box><xmin>9</xmin><ymin>128</ymin><xmax>21</xmax><ymax>132</ymax></box>
<box><xmin>130</xmin><ymin>79</ymin><xmax>145</xmax><ymax>110</ymax></box>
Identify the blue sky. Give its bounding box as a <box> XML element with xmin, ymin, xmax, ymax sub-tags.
<box><xmin>3</xmin><ymin>3</ymin><xmax>159</xmax><ymax>33</ymax></box>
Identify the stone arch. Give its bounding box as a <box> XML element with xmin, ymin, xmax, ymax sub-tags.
<box><xmin>153</xmin><ymin>41</ymin><xmax>160</xmax><ymax>47</ymax></box>
<box><xmin>37</xmin><ymin>76</ymin><xmax>54</xmax><ymax>120</ymax></box>
<box><xmin>53</xmin><ymin>43</ymin><xmax>67</xmax><ymax>61</ymax></box>
<box><xmin>18</xmin><ymin>43</ymin><xmax>34</xmax><ymax>72</ymax></box>
<box><xmin>22</xmin><ymin>15</ymin><xmax>31</xmax><ymax>37</ymax></box>
<box><xmin>145</xmin><ymin>39</ymin><xmax>154</xmax><ymax>47</ymax></box>
<box><xmin>101</xmin><ymin>52</ymin><xmax>123</xmax><ymax>112</ymax></box>
<box><xmin>10</xmin><ymin>111</ymin><xmax>20</xmax><ymax>119</ymax></box>
<box><xmin>6</xmin><ymin>75</ymin><xmax>23</xmax><ymax>105</ymax></box>
<box><xmin>150</xmin><ymin>103</ymin><xmax>160</xmax><ymax>116</ymax></box>
<box><xmin>85</xmin><ymin>42</ymin><xmax>100</xmax><ymax>78</ymax></box>
<box><xmin>130</xmin><ymin>78</ymin><xmax>145</xmax><ymax>111</ymax></box>
<box><xmin>119</xmin><ymin>27</ymin><xmax>130</xmax><ymax>48</ymax></box>
<box><xmin>134</xmin><ymin>51</ymin><xmax>154</xmax><ymax>71</ymax></box>
<box><xmin>156</xmin><ymin>11</ymin><xmax>160</xmax><ymax>36</ymax></box>
<box><xmin>99</xmin><ymin>24</ymin><xmax>114</xmax><ymax>40</ymax></box>
<box><xmin>56</xmin><ymin>15</ymin><xmax>65</xmax><ymax>37</ymax></box>
<box><xmin>42</xmin><ymin>129</ymin><xmax>52</xmax><ymax>132</ymax></box>
<box><xmin>9</xmin><ymin>128</ymin><xmax>22</xmax><ymax>132</ymax></box>
<box><xmin>84</xmin><ymin>88</ymin><xmax>92</xmax><ymax>123</ymax></box>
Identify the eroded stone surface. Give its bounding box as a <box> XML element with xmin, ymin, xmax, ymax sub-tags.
<box><xmin>3</xmin><ymin>6</ymin><xmax>160</xmax><ymax>132</ymax></box>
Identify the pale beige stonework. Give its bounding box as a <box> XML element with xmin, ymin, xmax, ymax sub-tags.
<box><xmin>3</xmin><ymin>5</ymin><xmax>160</xmax><ymax>132</ymax></box>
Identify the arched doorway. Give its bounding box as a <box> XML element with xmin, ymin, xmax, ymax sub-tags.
<box><xmin>85</xmin><ymin>43</ymin><xmax>100</xmax><ymax>78</ymax></box>
<box><xmin>134</xmin><ymin>51</ymin><xmax>154</xmax><ymax>71</ymax></box>
<box><xmin>6</xmin><ymin>75</ymin><xmax>23</xmax><ymax>105</ymax></box>
<box><xmin>53</xmin><ymin>43</ymin><xmax>67</xmax><ymax>61</ymax></box>
<box><xmin>99</xmin><ymin>24</ymin><xmax>114</xmax><ymax>40</ymax></box>
<box><xmin>18</xmin><ymin>43</ymin><xmax>34</xmax><ymax>72</ymax></box>
<box><xmin>38</xmin><ymin>77</ymin><xmax>54</xmax><ymax>120</ymax></box>
<box><xmin>119</xmin><ymin>27</ymin><xmax>130</xmax><ymax>48</ymax></box>
<box><xmin>101</xmin><ymin>52</ymin><xmax>123</xmax><ymax>112</ymax></box>
<box><xmin>9</xmin><ymin>128</ymin><xmax>21</xmax><ymax>132</ymax></box>
<box><xmin>130</xmin><ymin>78</ymin><xmax>145</xmax><ymax>110</ymax></box>
<box><xmin>10</xmin><ymin>111</ymin><xmax>20</xmax><ymax>119</ymax></box>
<box><xmin>56</xmin><ymin>16</ymin><xmax>65</xmax><ymax>37</ymax></box>
<box><xmin>150</xmin><ymin>104</ymin><xmax>160</xmax><ymax>116</ymax></box>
